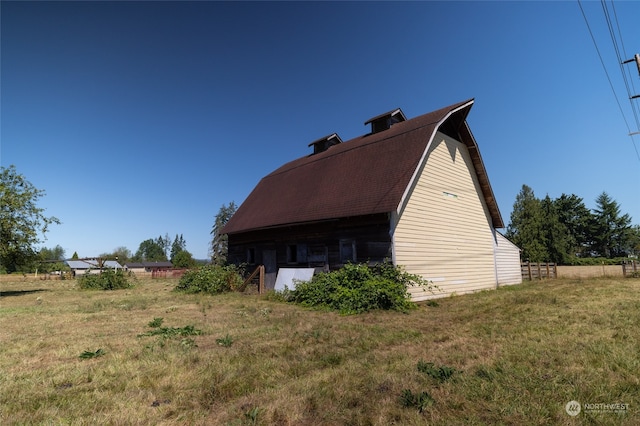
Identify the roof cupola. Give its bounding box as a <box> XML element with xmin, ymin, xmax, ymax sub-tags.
<box><xmin>364</xmin><ymin>108</ymin><xmax>406</xmax><ymax>134</ymax></box>
<box><xmin>308</xmin><ymin>133</ymin><xmax>343</xmax><ymax>155</ymax></box>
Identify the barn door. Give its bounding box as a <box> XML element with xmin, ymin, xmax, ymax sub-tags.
<box><xmin>263</xmin><ymin>249</ymin><xmax>277</xmax><ymax>291</ymax></box>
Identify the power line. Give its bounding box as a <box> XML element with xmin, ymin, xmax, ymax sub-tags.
<box><xmin>577</xmin><ymin>0</ymin><xmax>640</xmax><ymax>163</ymax></box>
<box><xmin>603</xmin><ymin>0</ymin><xmax>640</xmax><ymax>130</ymax></box>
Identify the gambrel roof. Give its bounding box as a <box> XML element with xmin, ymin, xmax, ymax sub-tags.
<box><xmin>222</xmin><ymin>99</ymin><xmax>503</xmax><ymax>235</ymax></box>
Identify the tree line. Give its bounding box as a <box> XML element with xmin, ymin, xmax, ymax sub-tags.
<box><xmin>1</xmin><ymin>162</ymin><xmax>199</xmax><ymax>273</ymax></box>
<box><xmin>24</xmin><ymin>233</ymin><xmax>198</xmax><ymax>274</ymax></box>
<box><xmin>506</xmin><ymin>185</ymin><xmax>640</xmax><ymax>264</ymax></box>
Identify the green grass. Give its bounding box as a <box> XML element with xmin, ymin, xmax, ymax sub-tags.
<box><xmin>1</xmin><ymin>276</ymin><xmax>639</xmax><ymax>424</ymax></box>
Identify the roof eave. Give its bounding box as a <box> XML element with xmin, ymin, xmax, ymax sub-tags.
<box><xmin>460</xmin><ymin>122</ymin><xmax>504</xmax><ymax>228</ymax></box>
<box><xmin>394</xmin><ymin>99</ymin><xmax>503</xmax><ymax>229</ymax></box>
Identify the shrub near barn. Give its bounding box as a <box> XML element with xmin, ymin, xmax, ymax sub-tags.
<box><xmin>174</xmin><ymin>264</ymin><xmax>244</xmax><ymax>294</ymax></box>
<box><xmin>77</xmin><ymin>269</ymin><xmax>132</xmax><ymax>290</ymax></box>
<box><xmin>287</xmin><ymin>262</ymin><xmax>436</xmax><ymax>314</ymax></box>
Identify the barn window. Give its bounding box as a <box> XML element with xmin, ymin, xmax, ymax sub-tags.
<box><xmin>340</xmin><ymin>239</ymin><xmax>356</xmax><ymax>263</ymax></box>
<box><xmin>287</xmin><ymin>244</ymin><xmax>308</xmax><ymax>264</ymax></box>
<box><xmin>287</xmin><ymin>245</ymin><xmax>298</xmax><ymax>263</ymax></box>
<box><xmin>246</xmin><ymin>247</ymin><xmax>255</xmax><ymax>264</ymax></box>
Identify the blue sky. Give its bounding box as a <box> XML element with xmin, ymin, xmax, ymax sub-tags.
<box><xmin>2</xmin><ymin>1</ymin><xmax>639</xmax><ymax>260</ymax></box>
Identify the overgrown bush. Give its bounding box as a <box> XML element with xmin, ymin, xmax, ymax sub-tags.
<box><xmin>174</xmin><ymin>264</ymin><xmax>244</xmax><ymax>294</ymax></box>
<box><xmin>564</xmin><ymin>256</ymin><xmax>629</xmax><ymax>266</ymax></box>
<box><xmin>77</xmin><ymin>269</ymin><xmax>131</xmax><ymax>290</ymax></box>
<box><xmin>287</xmin><ymin>262</ymin><xmax>435</xmax><ymax>314</ymax></box>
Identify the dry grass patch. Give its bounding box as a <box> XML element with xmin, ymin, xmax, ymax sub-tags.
<box><xmin>1</xmin><ymin>277</ymin><xmax>639</xmax><ymax>424</ymax></box>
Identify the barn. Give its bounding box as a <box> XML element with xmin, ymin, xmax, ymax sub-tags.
<box><xmin>221</xmin><ymin>99</ymin><xmax>522</xmax><ymax>299</ymax></box>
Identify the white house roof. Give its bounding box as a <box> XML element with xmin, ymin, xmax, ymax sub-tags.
<box><xmin>65</xmin><ymin>259</ymin><xmax>123</xmax><ymax>269</ymax></box>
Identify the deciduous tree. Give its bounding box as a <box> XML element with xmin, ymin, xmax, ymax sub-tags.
<box><xmin>0</xmin><ymin>165</ymin><xmax>60</xmax><ymax>273</ymax></box>
<box><xmin>99</xmin><ymin>247</ymin><xmax>132</xmax><ymax>264</ymax></box>
<box><xmin>172</xmin><ymin>249</ymin><xmax>196</xmax><ymax>268</ymax></box>
<box><xmin>133</xmin><ymin>239</ymin><xmax>167</xmax><ymax>262</ymax></box>
<box><xmin>39</xmin><ymin>245</ymin><xmax>65</xmax><ymax>261</ymax></box>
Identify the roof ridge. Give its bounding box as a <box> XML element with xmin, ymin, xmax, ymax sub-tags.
<box><xmin>265</xmin><ymin>100</ymin><xmax>473</xmax><ymax>179</ymax></box>
<box><xmin>265</xmin><ymin>121</ymin><xmax>439</xmax><ymax>179</ymax></box>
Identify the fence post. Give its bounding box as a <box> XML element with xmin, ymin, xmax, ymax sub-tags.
<box><xmin>546</xmin><ymin>262</ymin><xmax>550</xmax><ymax>279</ymax></box>
<box><xmin>537</xmin><ymin>263</ymin><xmax>542</xmax><ymax>280</ymax></box>
<box><xmin>259</xmin><ymin>265</ymin><xmax>265</xmax><ymax>294</ymax></box>
<box><xmin>527</xmin><ymin>262</ymin><xmax>532</xmax><ymax>281</ymax></box>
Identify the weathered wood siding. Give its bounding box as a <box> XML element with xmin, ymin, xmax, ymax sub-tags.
<box><xmin>227</xmin><ymin>214</ymin><xmax>392</xmax><ymax>289</ymax></box>
<box><xmin>393</xmin><ymin>132</ymin><xmax>497</xmax><ymax>300</ymax></box>
<box><xmin>495</xmin><ymin>233</ymin><xmax>522</xmax><ymax>285</ymax></box>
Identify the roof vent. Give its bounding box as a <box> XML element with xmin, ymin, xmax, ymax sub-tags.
<box><xmin>364</xmin><ymin>108</ymin><xmax>406</xmax><ymax>134</ymax></box>
<box><xmin>308</xmin><ymin>133</ymin><xmax>343</xmax><ymax>155</ymax></box>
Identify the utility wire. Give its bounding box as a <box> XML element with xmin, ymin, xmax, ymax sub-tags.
<box><xmin>611</xmin><ymin>0</ymin><xmax>640</xmax><ymax>99</ymax></box>
<box><xmin>603</xmin><ymin>0</ymin><xmax>640</xmax><ymax>130</ymax></box>
<box><xmin>577</xmin><ymin>0</ymin><xmax>640</xmax><ymax>163</ymax></box>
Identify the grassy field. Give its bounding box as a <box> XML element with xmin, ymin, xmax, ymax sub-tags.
<box><xmin>1</xmin><ymin>276</ymin><xmax>639</xmax><ymax>425</ymax></box>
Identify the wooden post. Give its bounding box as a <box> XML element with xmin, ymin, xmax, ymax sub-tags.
<box><xmin>546</xmin><ymin>262</ymin><xmax>550</xmax><ymax>279</ymax></box>
<box><xmin>259</xmin><ymin>265</ymin><xmax>265</xmax><ymax>294</ymax></box>
<box><xmin>537</xmin><ymin>262</ymin><xmax>542</xmax><ymax>280</ymax></box>
<box><xmin>527</xmin><ymin>262</ymin><xmax>532</xmax><ymax>281</ymax></box>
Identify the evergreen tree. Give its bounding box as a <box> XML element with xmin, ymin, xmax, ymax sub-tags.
<box><xmin>506</xmin><ymin>185</ymin><xmax>548</xmax><ymax>262</ymax></box>
<box><xmin>541</xmin><ymin>195</ymin><xmax>572</xmax><ymax>264</ymax></box>
<box><xmin>170</xmin><ymin>234</ymin><xmax>187</xmax><ymax>263</ymax></box>
<box><xmin>628</xmin><ymin>225</ymin><xmax>640</xmax><ymax>257</ymax></box>
<box><xmin>210</xmin><ymin>201</ymin><xmax>237</xmax><ymax>265</ymax></box>
<box><xmin>590</xmin><ymin>192</ymin><xmax>632</xmax><ymax>258</ymax></box>
<box><xmin>156</xmin><ymin>234</ymin><xmax>172</xmax><ymax>260</ymax></box>
<box><xmin>554</xmin><ymin>194</ymin><xmax>592</xmax><ymax>258</ymax></box>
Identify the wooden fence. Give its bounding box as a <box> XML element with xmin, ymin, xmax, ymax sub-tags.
<box><xmin>521</xmin><ymin>262</ymin><xmax>557</xmax><ymax>280</ymax></box>
<box><xmin>151</xmin><ymin>268</ymin><xmax>188</xmax><ymax>279</ymax></box>
<box><xmin>522</xmin><ymin>261</ymin><xmax>639</xmax><ymax>280</ymax></box>
<box><xmin>622</xmin><ymin>261</ymin><xmax>639</xmax><ymax>277</ymax></box>
<box><xmin>241</xmin><ymin>265</ymin><xmax>265</xmax><ymax>293</ymax></box>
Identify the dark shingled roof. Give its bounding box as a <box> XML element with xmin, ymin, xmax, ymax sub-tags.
<box><xmin>222</xmin><ymin>99</ymin><xmax>503</xmax><ymax>235</ymax></box>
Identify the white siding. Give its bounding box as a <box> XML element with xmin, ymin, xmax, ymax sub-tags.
<box><xmin>393</xmin><ymin>132</ymin><xmax>498</xmax><ymax>300</ymax></box>
<box><xmin>495</xmin><ymin>232</ymin><xmax>522</xmax><ymax>286</ymax></box>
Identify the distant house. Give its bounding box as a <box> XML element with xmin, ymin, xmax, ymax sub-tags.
<box><xmin>124</xmin><ymin>261</ymin><xmax>173</xmax><ymax>274</ymax></box>
<box><xmin>65</xmin><ymin>259</ymin><xmax>123</xmax><ymax>276</ymax></box>
<box><xmin>221</xmin><ymin>99</ymin><xmax>522</xmax><ymax>299</ymax></box>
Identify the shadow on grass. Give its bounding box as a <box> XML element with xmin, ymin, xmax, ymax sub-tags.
<box><xmin>0</xmin><ymin>289</ymin><xmax>49</xmax><ymax>297</ymax></box>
